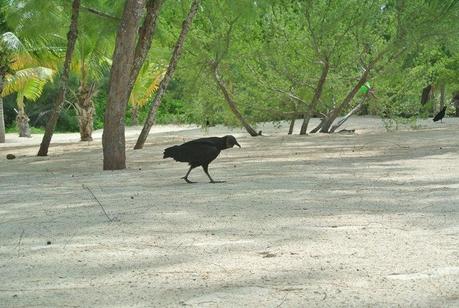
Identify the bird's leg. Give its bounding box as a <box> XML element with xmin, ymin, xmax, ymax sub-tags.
<box><xmin>182</xmin><ymin>166</ymin><xmax>196</xmax><ymax>183</ymax></box>
<box><xmin>202</xmin><ymin>165</ymin><xmax>225</xmax><ymax>183</ymax></box>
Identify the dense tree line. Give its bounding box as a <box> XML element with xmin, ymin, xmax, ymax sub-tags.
<box><xmin>0</xmin><ymin>0</ymin><xmax>458</xmax><ymax>169</ymax></box>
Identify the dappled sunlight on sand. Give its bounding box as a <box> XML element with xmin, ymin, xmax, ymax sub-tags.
<box><xmin>1</xmin><ymin>118</ymin><xmax>458</xmax><ymax>307</ymax></box>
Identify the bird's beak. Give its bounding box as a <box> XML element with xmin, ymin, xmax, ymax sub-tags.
<box><xmin>235</xmin><ymin>142</ymin><xmax>241</xmax><ymax>148</ymax></box>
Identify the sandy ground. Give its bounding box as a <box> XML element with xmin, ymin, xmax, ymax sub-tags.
<box><xmin>0</xmin><ymin>116</ymin><xmax>458</xmax><ymax>307</ymax></box>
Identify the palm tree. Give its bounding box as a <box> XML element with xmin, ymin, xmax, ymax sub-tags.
<box><xmin>0</xmin><ymin>31</ymin><xmax>55</xmax><ymax>138</ymax></box>
<box><xmin>0</xmin><ymin>31</ymin><xmax>37</xmax><ymax>141</ymax></box>
<box><xmin>72</xmin><ymin>34</ymin><xmax>112</xmax><ymax>141</ymax></box>
<box><xmin>129</xmin><ymin>63</ymin><xmax>165</xmax><ymax>125</ymax></box>
<box><xmin>0</xmin><ymin>37</ymin><xmax>13</xmax><ymax>142</ymax></box>
<box><xmin>68</xmin><ymin>1</ymin><xmax>119</xmax><ymax>141</ymax></box>
<box><xmin>2</xmin><ymin>66</ymin><xmax>54</xmax><ymax>137</ymax></box>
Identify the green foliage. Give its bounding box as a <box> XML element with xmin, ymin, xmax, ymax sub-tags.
<box><xmin>0</xmin><ymin>37</ymin><xmax>14</xmax><ymax>76</ymax></box>
<box><xmin>2</xmin><ymin>0</ymin><xmax>459</xmax><ymax>133</ymax></box>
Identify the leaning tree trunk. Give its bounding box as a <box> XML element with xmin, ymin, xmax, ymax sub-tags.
<box><xmin>439</xmin><ymin>83</ymin><xmax>445</xmax><ymax>112</ymax></box>
<box><xmin>299</xmin><ymin>60</ymin><xmax>329</xmax><ymax>135</ymax></box>
<box><xmin>329</xmin><ymin>96</ymin><xmax>367</xmax><ymax>133</ymax></box>
<box><xmin>0</xmin><ymin>77</ymin><xmax>5</xmax><ymax>143</ymax></box>
<box><xmin>319</xmin><ymin>69</ymin><xmax>370</xmax><ymax>133</ymax></box>
<box><xmin>288</xmin><ymin>118</ymin><xmax>295</xmax><ymax>135</ymax></box>
<box><xmin>130</xmin><ymin>104</ymin><xmax>139</xmax><ymax>126</ymax></box>
<box><xmin>134</xmin><ymin>0</ymin><xmax>199</xmax><ymax>150</ymax></box>
<box><xmin>309</xmin><ymin>118</ymin><xmax>325</xmax><ymax>133</ymax></box>
<box><xmin>102</xmin><ymin>0</ymin><xmax>146</xmax><ymax>170</ymax></box>
<box><xmin>212</xmin><ymin>64</ymin><xmax>259</xmax><ymax>137</ymax></box>
<box><xmin>128</xmin><ymin>0</ymin><xmax>163</xmax><ymax>92</ymax></box>
<box><xmin>76</xmin><ymin>82</ymin><xmax>96</xmax><ymax>141</ymax></box>
<box><xmin>37</xmin><ymin>0</ymin><xmax>80</xmax><ymax>156</ymax></box>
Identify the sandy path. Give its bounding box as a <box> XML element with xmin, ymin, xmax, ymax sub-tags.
<box><xmin>0</xmin><ymin>117</ymin><xmax>458</xmax><ymax>307</ymax></box>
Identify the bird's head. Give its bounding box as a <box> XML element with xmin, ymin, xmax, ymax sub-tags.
<box><xmin>224</xmin><ymin>135</ymin><xmax>241</xmax><ymax>148</ymax></box>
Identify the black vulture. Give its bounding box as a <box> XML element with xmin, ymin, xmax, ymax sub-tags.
<box><xmin>433</xmin><ymin>106</ymin><xmax>447</xmax><ymax>122</ymax></box>
<box><xmin>163</xmin><ymin>135</ymin><xmax>240</xmax><ymax>183</ymax></box>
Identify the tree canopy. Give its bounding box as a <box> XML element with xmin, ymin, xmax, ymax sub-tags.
<box><xmin>0</xmin><ymin>0</ymin><xmax>458</xmax><ymax>164</ymax></box>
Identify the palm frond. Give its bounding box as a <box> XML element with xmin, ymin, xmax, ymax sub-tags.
<box><xmin>130</xmin><ymin>68</ymin><xmax>166</xmax><ymax>107</ymax></box>
<box><xmin>0</xmin><ymin>32</ymin><xmax>40</xmax><ymax>70</ymax></box>
<box><xmin>1</xmin><ymin>32</ymin><xmax>25</xmax><ymax>50</ymax></box>
<box><xmin>2</xmin><ymin>66</ymin><xmax>55</xmax><ymax>99</ymax></box>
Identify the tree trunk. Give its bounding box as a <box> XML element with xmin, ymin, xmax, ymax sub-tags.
<box><xmin>37</xmin><ymin>0</ymin><xmax>80</xmax><ymax>156</ymax></box>
<box><xmin>131</xmin><ymin>104</ymin><xmax>139</xmax><ymax>126</ymax></box>
<box><xmin>288</xmin><ymin>118</ymin><xmax>295</xmax><ymax>135</ymax></box>
<box><xmin>129</xmin><ymin>0</ymin><xmax>163</xmax><ymax>91</ymax></box>
<box><xmin>454</xmin><ymin>92</ymin><xmax>459</xmax><ymax>117</ymax></box>
<box><xmin>76</xmin><ymin>83</ymin><xmax>96</xmax><ymax>141</ymax></box>
<box><xmin>439</xmin><ymin>83</ymin><xmax>445</xmax><ymax>111</ymax></box>
<box><xmin>420</xmin><ymin>84</ymin><xmax>433</xmax><ymax>105</ymax></box>
<box><xmin>212</xmin><ymin>63</ymin><xmax>259</xmax><ymax>137</ymax></box>
<box><xmin>319</xmin><ymin>69</ymin><xmax>370</xmax><ymax>133</ymax></box>
<box><xmin>15</xmin><ymin>93</ymin><xmax>31</xmax><ymax>137</ymax></box>
<box><xmin>102</xmin><ymin>0</ymin><xmax>146</xmax><ymax>170</ymax></box>
<box><xmin>329</xmin><ymin>96</ymin><xmax>366</xmax><ymax>133</ymax></box>
<box><xmin>309</xmin><ymin>118</ymin><xmax>325</xmax><ymax>133</ymax></box>
<box><xmin>0</xmin><ymin>77</ymin><xmax>5</xmax><ymax>143</ymax></box>
<box><xmin>299</xmin><ymin>60</ymin><xmax>329</xmax><ymax>135</ymax></box>
<box><xmin>134</xmin><ymin>0</ymin><xmax>200</xmax><ymax>150</ymax></box>
<box><xmin>16</xmin><ymin>111</ymin><xmax>31</xmax><ymax>137</ymax></box>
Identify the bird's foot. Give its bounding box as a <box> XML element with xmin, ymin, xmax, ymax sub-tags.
<box><xmin>182</xmin><ymin>177</ymin><xmax>196</xmax><ymax>184</ymax></box>
<box><xmin>210</xmin><ymin>180</ymin><xmax>226</xmax><ymax>184</ymax></box>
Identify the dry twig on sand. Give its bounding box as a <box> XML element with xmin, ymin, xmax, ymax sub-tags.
<box><xmin>82</xmin><ymin>184</ymin><xmax>114</xmax><ymax>222</ymax></box>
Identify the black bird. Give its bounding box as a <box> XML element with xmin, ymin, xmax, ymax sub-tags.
<box><xmin>433</xmin><ymin>106</ymin><xmax>447</xmax><ymax>122</ymax></box>
<box><xmin>163</xmin><ymin>135</ymin><xmax>241</xmax><ymax>183</ymax></box>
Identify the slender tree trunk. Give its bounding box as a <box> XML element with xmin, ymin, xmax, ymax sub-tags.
<box><xmin>454</xmin><ymin>92</ymin><xmax>459</xmax><ymax>117</ymax></box>
<box><xmin>0</xmin><ymin>77</ymin><xmax>5</xmax><ymax>143</ymax></box>
<box><xmin>318</xmin><ymin>48</ymin><xmax>388</xmax><ymax>133</ymax></box>
<box><xmin>319</xmin><ymin>69</ymin><xmax>370</xmax><ymax>133</ymax></box>
<box><xmin>134</xmin><ymin>0</ymin><xmax>200</xmax><ymax>150</ymax></box>
<box><xmin>37</xmin><ymin>0</ymin><xmax>80</xmax><ymax>156</ymax></box>
<box><xmin>131</xmin><ymin>105</ymin><xmax>139</xmax><ymax>126</ymax></box>
<box><xmin>102</xmin><ymin>0</ymin><xmax>146</xmax><ymax>170</ymax></box>
<box><xmin>288</xmin><ymin>118</ymin><xmax>295</xmax><ymax>135</ymax></box>
<box><xmin>129</xmin><ymin>0</ymin><xmax>163</xmax><ymax>91</ymax></box>
<box><xmin>300</xmin><ymin>60</ymin><xmax>329</xmax><ymax>135</ymax></box>
<box><xmin>420</xmin><ymin>84</ymin><xmax>433</xmax><ymax>105</ymax></box>
<box><xmin>76</xmin><ymin>82</ymin><xmax>96</xmax><ymax>141</ymax></box>
<box><xmin>212</xmin><ymin>63</ymin><xmax>259</xmax><ymax>137</ymax></box>
<box><xmin>439</xmin><ymin>83</ymin><xmax>445</xmax><ymax>111</ymax></box>
<box><xmin>309</xmin><ymin>118</ymin><xmax>325</xmax><ymax>133</ymax></box>
<box><xmin>329</xmin><ymin>96</ymin><xmax>367</xmax><ymax>133</ymax></box>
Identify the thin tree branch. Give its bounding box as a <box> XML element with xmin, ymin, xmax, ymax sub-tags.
<box><xmin>129</xmin><ymin>0</ymin><xmax>164</xmax><ymax>91</ymax></box>
<box><xmin>80</xmin><ymin>5</ymin><xmax>120</xmax><ymax>21</ymax></box>
<box><xmin>83</xmin><ymin>184</ymin><xmax>113</xmax><ymax>222</ymax></box>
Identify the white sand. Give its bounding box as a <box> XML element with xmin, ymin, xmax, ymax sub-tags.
<box><xmin>0</xmin><ymin>116</ymin><xmax>458</xmax><ymax>307</ymax></box>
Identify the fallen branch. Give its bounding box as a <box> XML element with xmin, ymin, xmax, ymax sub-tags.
<box><xmin>80</xmin><ymin>5</ymin><xmax>120</xmax><ymax>21</ymax></box>
<box><xmin>82</xmin><ymin>184</ymin><xmax>113</xmax><ymax>222</ymax></box>
<box><xmin>16</xmin><ymin>229</ymin><xmax>25</xmax><ymax>257</ymax></box>
<box><xmin>329</xmin><ymin>97</ymin><xmax>366</xmax><ymax>133</ymax></box>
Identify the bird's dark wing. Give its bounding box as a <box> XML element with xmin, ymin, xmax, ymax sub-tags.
<box><xmin>433</xmin><ymin>109</ymin><xmax>445</xmax><ymax>121</ymax></box>
<box><xmin>172</xmin><ymin>142</ymin><xmax>221</xmax><ymax>165</ymax></box>
<box><xmin>182</xmin><ymin>137</ymin><xmax>222</xmax><ymax>147</ymax></box>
